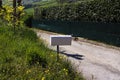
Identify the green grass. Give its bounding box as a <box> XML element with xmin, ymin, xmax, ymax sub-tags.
<box><xmin>33</xmin><ymin>0</ymin><xmax>56</xmax><ymax>5</ymax></box>
<box><xmin>24</xmin><ymin>0</ymin><xmax>57</xmax><ymax>14</ymax></box>
<box><xmin>33</xmin><ymin>0</ymin><xmax>57</xmax><ymax>7</ymax></box>
<box><xmin>0</xmin><ymin>22</ymin><xmax>84</xmax><ymax>80</ymax></box>
<box><xmin>25</xmin><ymin>8</ymin><xmax>34</xmax><ymax>14</ymax></box>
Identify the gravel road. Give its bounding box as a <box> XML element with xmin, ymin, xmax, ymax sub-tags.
<box><xmin>36</xmin><ymin>30</ymin><xmax>120</xmax><ymax>80</ymax></box>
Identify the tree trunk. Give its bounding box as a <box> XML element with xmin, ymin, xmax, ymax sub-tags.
<box><xmin>13</xmin><ymin>0</ymin><xmax>16</xmax><ymax>29</ymax></box>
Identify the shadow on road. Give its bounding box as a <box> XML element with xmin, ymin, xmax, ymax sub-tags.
<box><xmin>60</xmin><ymin>51</ymin><xmax>84</xmax><ymax>60</ymax></box>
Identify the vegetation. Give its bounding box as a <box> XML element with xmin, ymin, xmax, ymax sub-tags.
<box><xmin>22</xmin><ymin>0</ymin><xmax>42</xmax><ymax>5</ymax></box>
<box><xmin>24</xmin><ymin>0</ymin><xmax>93</xmax><ymax>14</ymax></box>
<box><xmin>0</xmin><ymin>22</ymin><xmax>84</xmax><ymax>79</ymax></box>
<box><xmin>34</xmin><ymin>0</ymin><xmax>120</xmax><ymax>23</ymax></box>
<box><xmin>0</xmin><ymin>1</ymin><xmax>24</xmax><ymax>28</ymax></box>
<box><xmin>0</xmin><ymin>0</ymin><xmax>84</xmax><ymax>79</ymax></box>
<box><xmin>24</xmin><ymin>0</ymin><xmax>57</xmax><ymax>13</ymax></box>
<box><xmin>32</xmin><ymin>0</ymin><xmax>120</xmax><ymax>47</ymax></box>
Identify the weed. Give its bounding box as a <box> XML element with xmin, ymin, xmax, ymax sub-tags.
<box><xmin>0</xmin><ymin>26</ymin><xmax>84</xmax><ymax>80</ymax></box>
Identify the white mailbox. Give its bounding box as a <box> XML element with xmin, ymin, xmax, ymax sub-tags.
<box><xmin>50</xmin><ymin>35</ymin><xmax>72</xmax><ymax>46</ymax></box>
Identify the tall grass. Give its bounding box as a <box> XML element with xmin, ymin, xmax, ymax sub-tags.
<box><xmin>0</xmin><ymin>24</ymin><xmax>84</xmax><ymax>80</ymax></box>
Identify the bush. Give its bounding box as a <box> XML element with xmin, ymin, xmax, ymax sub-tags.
<box><xmin>34</xmin><ymin>0</ymin><xmax>120</xmax><ymax>23</ymax></box>
<box><xmin>22</xmin><ymin>14</ymin><xmax>33</xmax><ymax>28</ymax></box>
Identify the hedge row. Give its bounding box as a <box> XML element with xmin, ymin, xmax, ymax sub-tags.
<box><xmin>33</xmin><ymin>0</ymin><xmax>120</xmax><ymax>23</ymax></box>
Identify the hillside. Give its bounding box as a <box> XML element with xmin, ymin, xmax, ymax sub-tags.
<box><xmin>24</xmin><ymin>0</ymin><xmax>93</xmax><ymax>14</ymax></box>
<box><xmin>0</xmin><ymin>20</ymin><xmax>84</xmax><ymax>79</ymax></box>
<box><xmin>22</xmin><ymin>0</ymin><xmax>42</xmax><ymax>4</ymax></box>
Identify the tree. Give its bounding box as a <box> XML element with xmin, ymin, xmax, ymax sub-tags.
<box><xmin>13</xmin><ymin>0</ymin><xmax>17</xmax><ymax>28</ymax></box>
<box><xmin>17</xmin><ymin>0</ymin><xmax>22</xmax><ymax>19</ymax></box>
<box><xmin>0</xmin><ymin>0</ymin><xmax>24</xmax><ymax>28</ymax></box>
<box><xmin>13</xmin><ymin>0</ymin><xmax>24</xmax><ymax>27</ymax></box>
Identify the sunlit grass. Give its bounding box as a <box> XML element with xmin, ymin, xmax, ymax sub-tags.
<box><xmin>25</xmin><ymin>8</ymin><xmax>34</xmax><ymax>14</ymax></box>
<box><xmin>0</xmin><ymin>24</ymin><xmax>84</xmax><ymax>80</ymax></box>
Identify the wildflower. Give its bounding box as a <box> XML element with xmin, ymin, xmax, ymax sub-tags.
<box><xmin>60</xmin><ymin>56</ymin><xmax>63</xmax><ymax>59</ymax></box>
<box><xmin>26</xmin><ymin>70</ymin><xmax>31</xmax><ymax>74</ymax></box>
<box><xmin>51</xmin><ymin>54</ymin><xmax>53</xmax><ymax>57</ymax></box>
<box><xmin>17</xmin><ymin>6</ymin><xmax>24</xmax><ymax>12</ymax></box>
<box><xmin>4</xmin><ymin>14</ymin><xmax>11</xmax><ymax>21</ymax></box>
<box><xmin>65</xmin><ymin>72</ymin><xmax>68</xmax><ymax>75</ymax></box>
<box><xmin>20</xmin><ymin>12</ymin><xmax>25</xmax><ymax>16</ymax></box>
<box><xmin>45</xmin><ymin>69</ymin><xmax>49</xmax><ymax>73</ymax></box>
<box><xmin>63</xmin><ymin>55</ymin><xmax>66</xmax><ymax>58</ymax></box>
<box><xmin>63</xmin><ymin>68</ymin><xmax>68</xmax><ymax>75</ymax></box>
<box><xmin>7</xmin><ymin>9</ymin><xmax>13</xmax><ymax>13</ymax></box>
<box><xmin>63</xmin><ymin>68</ymin><xmax>66</xmax><ymax>71</ymax></box>
<box><xmin>41</xmin><ymin>77</ymin><xmax>45</xmax><ymax>80</ymax></box>
<box><xmin>37</xmin><ymin>61</ymin><xmax>39</xmax><ymax>64</ymax></box>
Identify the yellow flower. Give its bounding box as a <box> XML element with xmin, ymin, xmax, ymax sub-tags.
<box><xmin>4</xmin><ymin>14</ymin><xmax>11</xmax><ymax>21</ymax></box>
<box><xmin>64</xmin><ymin>55</ymin><xmax>66</xmax><ymax>58</ymax></box>
<box><xmin>20</xmin><ymin>12</ymin><xmax>25</xmax><ymax>16</ymax></box>
<box><xmin>0</xmin><ymin>5</ymin><xmax>24</xmax><ymax>27</ymax></box>
<box><xmin>41</xmin><ymin>77</ymin><xmax>45</xmax><ymax>80</ymax></box>
<box><xmin>7</xmin><ymin>9</ymin><xmax>13</xmax><ymax>13</ymax></box>
<box><xmin>63</xmin><ymin>68</ymin><xmax>66</xmax><ymax>71</ymax></box>
<box><xmin>45</xmin><ymin>69</ymin><xmax>49</xmax><ymax>73</ymax></box>
<box><xmin>17</xmin><ymin>6</ymin><xmax>24</xmax><ymax>12</ymax></box>
<box><xmin>51</xmin><ymin>55</ymin><xmax>53</xmax><ymax>57</ymax></box>
<box><xmin>3</xmin><ymin>5</ymin><xmax>13</xmax><ymax>13</ymax></box>
<box><xmin>65</xmin><ymin>72</ymin><xmax>68</xmax><ymax>75</ymax></box>
<box><xmin>63</xmin><ymin>68</ymin><xmax>68</xmax><ymax>72</ymax></box>
<box><xmin>63</xmin><ymin>68</ymin><xmax>68</xmax><ymax>75</ymax></box>
<box><xmin>26</xmin><ymin>70</ymin><xmax>31</xmax><ymax>74</ymax></box>
<box><xmin>60</xmin><ymin>56</ymin><xmax>63</xmax><ymax>59</ymax></box>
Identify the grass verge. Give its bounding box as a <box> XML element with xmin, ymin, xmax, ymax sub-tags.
<box><xmin>0</xmin><ymin>25</ymin><xmax>84</xmax><ymax>80</ymax></box>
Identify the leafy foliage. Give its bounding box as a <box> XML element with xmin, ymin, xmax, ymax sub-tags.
<box><xmin>34</xmin><ymin>0</ymin><xmax>120</xmax><ymax>23</ymax></box>
<box><xmin>0</xmin><ymin>5</ymin><xmax>24</xmax><ymax>27</ymax></box>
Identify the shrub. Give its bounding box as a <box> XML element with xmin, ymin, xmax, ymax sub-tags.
<box><xmin>34</xmin><ymin>0</ymin><xmax>120</xmax><ymax>23</ymax></box>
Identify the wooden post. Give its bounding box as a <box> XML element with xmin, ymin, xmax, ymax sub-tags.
<box><xmin>17</xmin><ymin>0</ymin><xmax>22</xmax><ymax>20</ymax></box>
<box><xmin>13</xmin><ymin>0</ymin><xmax>16</xmax><ymax>29</ymax></box>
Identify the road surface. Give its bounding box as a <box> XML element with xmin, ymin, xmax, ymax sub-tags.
<box><xmin>35</xmin><ymin>29</ymin><xmax>120</xmax><ymax>80</ymax></box>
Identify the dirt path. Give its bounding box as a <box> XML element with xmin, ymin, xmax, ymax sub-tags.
<box><xmin>35</xmin><ymin>29</ymin><xmax>120</xmax><ymax>80</ymax></box>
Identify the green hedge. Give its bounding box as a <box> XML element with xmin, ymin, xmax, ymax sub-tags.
<box><xmin>34</xmin><ymin>0</ymin><xmax>120</xmax><ymax>23</ymax></box>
